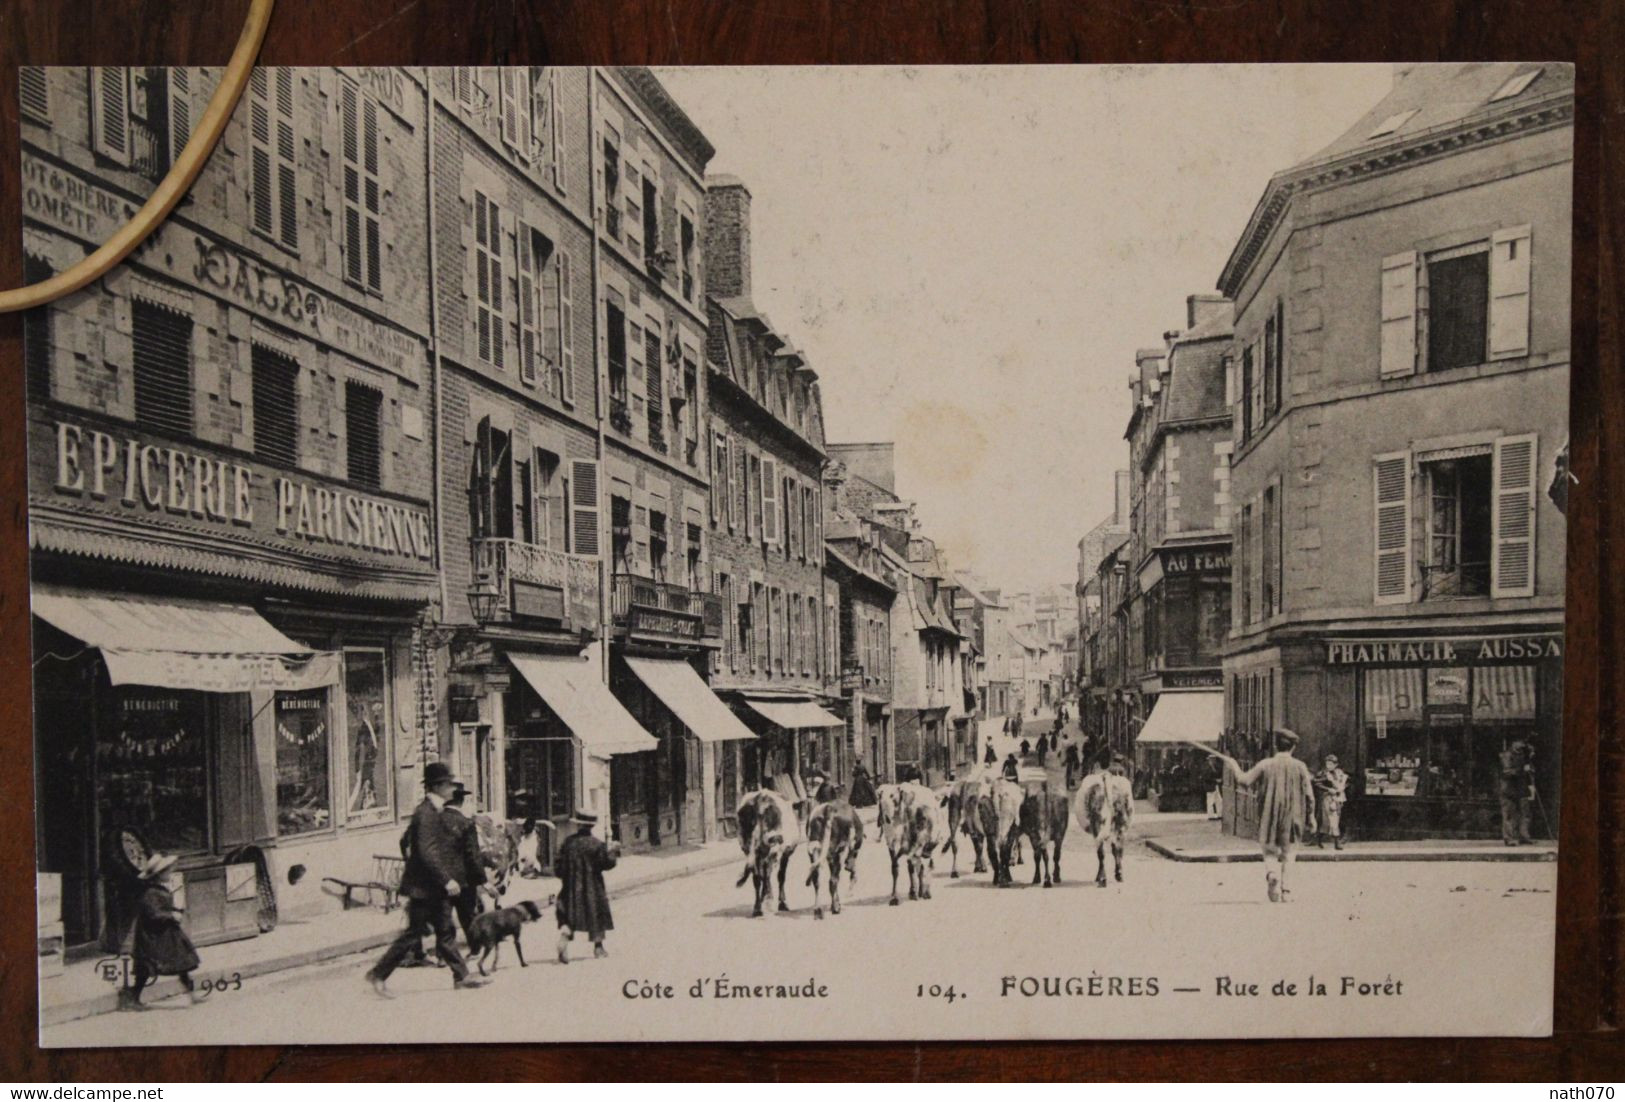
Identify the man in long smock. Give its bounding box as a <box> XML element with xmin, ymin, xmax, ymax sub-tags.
<box><xmin>1219</xmin><ymin>729</ymin><xmax>1316</xmax><ymax>902</ymax></box>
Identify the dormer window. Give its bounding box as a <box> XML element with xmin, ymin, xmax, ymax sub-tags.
<box><xmin>1367</xmin><ymin>108</ymin><xmax>1419</xmax><ymax>140</ymax></box>
<box><xmin>1489</xmin><ymin>68</ymin><xmax>1542</xmax><ymax>103</ymax></box>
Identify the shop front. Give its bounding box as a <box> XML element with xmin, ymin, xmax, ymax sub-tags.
<box><xmin>621</xmin><ymin>655</ymin><xmax>757</xmax><ymax>844</ymax></box>
<box><xmin>29</xmin><ymin>412</ymin><xmax>440</xmax><ymax>952</ymax></box>
<box><xmin>503</xmin><ymin>652</ymin><xmax>658</xmax><ymax>850</ymax></box>
<box><xmin>1133</xmin><ymin>676</ymin><xmax>1223</xmax><ymax>812</ymax></box>
<box><xmin>1328</xmin><ymin>632</ymin><xmax>1562</xmax><ymax>840</ymax></box>
<box><xmin>729</xmin><ymin>693</ymin><xmax>846</xmax><ymax>802</ymax></box>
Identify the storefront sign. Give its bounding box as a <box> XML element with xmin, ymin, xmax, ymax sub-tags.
<box><xmin>43</xmin><ymin>413</ymin><xmax>435</xmax><ymax>569</ymax></box>
<box><xmin>22</xmin><ymin>154</ymin><xmax>135</xmax><ymax>240</ymax></box>
<box><xmin>1159</xmin><ymin>669</ymin><xmax>1222</xmax><ymax>690</ymax></box>
<box><xmin>1327</xmin><ymin>635</ymin><xmax>1561</xmax><ymax>665</ymax></box>
<box><xmin>191</xmin><ymin>237</ymin><xmax>421</xmax><ymax>380</ymax></box>
<box><xmin>512</xmin><ymin>580</ymin><xmax>567</xmax><ymax>622</ymax></box>
<box><xmin>625</xmin><ymin>606</ymin><xmax>703</xmax><ymax>640</ymax></box>
<box><xmin>840</xmin><ymin>666</ymin><xmax>865</xmax><ymax>692</ymax></box>
<box><xmin>1161</xmin><ymin>548</ymin><xmax>1231</xmax><ymax>576</ymax></box>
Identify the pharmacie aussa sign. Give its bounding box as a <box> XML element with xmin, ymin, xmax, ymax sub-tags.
<box><xmin>47</xmin><ymin>418</ymin><xmax>432</xmax><ymax>563</ymax></box>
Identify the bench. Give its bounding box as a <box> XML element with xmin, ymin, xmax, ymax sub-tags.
<box><xmin>322</xmin><ymin>854</ymin><xmax>405</xmax><ymax>912</ymax></box>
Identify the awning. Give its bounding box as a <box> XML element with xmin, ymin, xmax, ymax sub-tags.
<box><xmin>744</xmin><ymin>697</ymin><xmax>845</xmax><ymax>730</ymax></box>
<box><xmin>624</xmin><ymin>656</ymin><xmax>756</xmax><ymax>743</ymax></box>
<box><xmin>508</xmin><ymin>654</ymin><xmax>657</xmax><ymax>758</ymax></box>
<box><xmin>30</xmin><ymin>584</ymin><xmax>339</xmax><ymax>692</ymax></box>
<box><xmin>1136</xmin><ymin>690</ymin><xmax>1224</xmax><ymax>745</ymax></box>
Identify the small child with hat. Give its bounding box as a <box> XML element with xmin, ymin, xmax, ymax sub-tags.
<box><xmin>119</xmin><ymin>853</ymin><xmax>201</xmax><ymax>1010</ymax></box>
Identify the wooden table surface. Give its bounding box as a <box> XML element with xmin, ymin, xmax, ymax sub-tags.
<box><xmin>0</xmin><ymin>0</ymin><xmax>1619</xmax><ymax>1081</ymax></box>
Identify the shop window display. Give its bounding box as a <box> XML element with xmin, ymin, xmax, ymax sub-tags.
<box><xmin>1361</xmin><ymin>664</ymin><xmax>1538</xmax><ymax>803</ymax></box>
<box><xmin>274</xmin><ymin>689</ymin><xmax>331</xmax><ymax>836</ymax></box>
<box><xmin>100</xmin><ymin>689</ymin><xmax>210</xmax><ymax>853</ymax></box>
<box><xmin>344</xmin><ymin>649</ymin><xmax>392</xmax><ymax>823</ymax></box>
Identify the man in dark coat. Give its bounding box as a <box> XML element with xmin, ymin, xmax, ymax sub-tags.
<box><xmin>443</xmin><ymin>784</ymin><xmax>490</xmax><ymax>944</ymax></box>
<box><xmin>1064</xmin><ymin>739</ymin><xmax>1081</xmax><ymax>789</ymax></box>
<box><xmin>366</xmin><ymin>762</ymin><xmax>486</xmax><ymax>995</ymax></box>
<box><xmin>556</xmin><ymin>809</ymin><xmax>620</xmax><ymax>963</ymax></box>
<box><xmin>1499</xmin><ymin>740</ymin><xmax>1536</xmax><ymax>845</ymax></box>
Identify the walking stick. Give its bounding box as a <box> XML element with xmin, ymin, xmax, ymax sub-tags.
<box><xmin>1531</xmin><ymin>786</ymin><xmax>1556</xmax><ymax>840</ymax></box>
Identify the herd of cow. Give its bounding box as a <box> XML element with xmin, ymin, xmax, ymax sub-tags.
<box><xmin>732</xmin><ymin>765</ymin><xmax>1137</xmax><ymax>920</ymax></box>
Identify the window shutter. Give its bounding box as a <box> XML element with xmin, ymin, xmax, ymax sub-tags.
<box><xmin>762</xmin><ymin>458</ymin><xmax>779</xmax><ymax>545</ymax></box>
<box><xmin>1488</xmin><ymin>225</ymin><xmax>1532</xmax><ymax>360</ymax></box>
<box><xmin>1380</xmin><ymin>251</ymin><xmax>1418</xmax><ymax>378</ymax></box>
<box><xmin>455</xmin><ymin>68</ymin><xmax>473</xmax><ymax>108</ymax></box>
<box><xmin>1373</xmin><ymin>452</ymin><xmax>1412</xmax><ymax>605</ymax></box>
<box><xmin>550</xmin><ymin>69</ymin><xmax>566</xmax><ymax>192</ymax></box>
<box><xmin>167</xmin><ymin>69</ymin><xmax>192</xmax><ymax>166</ymax></box>
<box><xmin>557</xmin><ymin>250</ymin><xmax>575</xmax><ymax>401</ymax></box>
<box><xmin>274</xmin><ymin>69</ymin><xmax>297</xmax><ymax>250</ymax></box>
<box><xmin>518</xmin><ymin>229</ymin><xmax>538</xmax><ymax>386</ymax></box>
<box><xmin>499</xmin><ymin>69</ymin><xmax>520</xmax><ymax>150</ymax></box>
<box><xmin>20</xmin><ymin>67</ymin><xmax>49</xmax><ymax>124</ymax></box>
<box><xmin>91</xmin><ymin>68</ymin><xmax>130</xmax><ymax>165</ymax></box>
<box><xmin>1491</xmin><ymin>434</ymin><xmax>1537</xmax><ymax>598</ymax></box>
<box><xmin>1239</xmin><ymin>345</ymin><xmax>1254</xmax><ymax>440</ymax></box>
<box><xmin>341</xmin><ymin>81</ymin><xmax>362</xmax><ymax>284</ymax></box>
<box><xmin>569</xmin><ymin>457</ymin><xmax>601</xmax><ymax>557</ymax></box>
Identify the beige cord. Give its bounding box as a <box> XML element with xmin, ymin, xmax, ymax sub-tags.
<box><xmin>0</xmin><ymin>0</ymin><xmax>275</xmax><ymax>314</ymax></box>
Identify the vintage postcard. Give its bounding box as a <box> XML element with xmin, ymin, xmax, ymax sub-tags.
<box><xmin>21</xmin><ymin>63</ymin><xmax>1570</xmax><ymax>1044</ymax></box>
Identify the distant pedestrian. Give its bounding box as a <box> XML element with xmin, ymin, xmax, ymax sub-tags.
<box><xmin>366</xmin><ymin>762</ymin><xmax>485</xmax><ymax>997</ymax></box>
<box><xmin>1002</xmin><ymin>752</ymin><xmax>1020</xmax><ymax>781</ymax></box>
<box><xmin>1312</xmin><ymin>755</ymin><xmax>1349</xmax><ymax>849</ymax></box>
<box><xmin>1036</xmin><ymin>733</ymin><xmax>1049</xmax><ymax>767</ymax></box>
<box><xmin>1002</xmin><ymin>715</ymin><xmax>1013</xmax><ymax>736</ymax></box>
<box><xmin>850</xmin><ymin>761</ymin><xmax>877</xmax><ymax>807</ymax></box>
<box><xmin>119</xmin><ymin>853</ymin><xmax>200</xmax><ymax>1011</ymax></box>
<box><xmin>556</xmin><ymin>809</ymin><xmax>621</xmax><ymax>963</ymax></box>
<box><xmin>1019</xmin><ymin>738</ymin><xmax>1031</xmax><ymax>759</ymax></box>
<box><xmin>1219</xmin><ymin>730</ymin><xmax>1315</xmax><ymax>903</ymax></box>
<box><xmin>444</xmin><ymin>784</ymin><xmax>490</xmax><ymax>943</ymax></box>
<box><xmin>1499</xmin><ymin>740</ymin><xmax>1536</xmax><ymax>846</ymax></box>
<box><xmin>983</xmin><ymin>739</ymin><xmax>997</xmax><ymax>766</ymax></box>
<box><xmin>1064</xmin><ymin>740</ymin><xmax>1081</xmax><ymax>788</ymax></box>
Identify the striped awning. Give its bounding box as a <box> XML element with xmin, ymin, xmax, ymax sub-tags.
<box><xmin>1474</xmin><ymin>664</ymin><xmax>1537</xmax><ymax>720</ymax></box>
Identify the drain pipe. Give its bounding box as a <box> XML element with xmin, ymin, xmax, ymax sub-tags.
<box><xmin>424</xmin><ymin>70</ymin><xmax>448</xmax><ymax>618</ymax></box>
<box><xmin>589</xmin><ymin>68</ymin><xmax>610</xmax><ymax>684</ymax></box>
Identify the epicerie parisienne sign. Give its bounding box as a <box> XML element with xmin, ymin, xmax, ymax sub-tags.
<box><xmin>51</xmin><ymin>419</ymin><xmax>433</xmax><ymax>563</ymax></box>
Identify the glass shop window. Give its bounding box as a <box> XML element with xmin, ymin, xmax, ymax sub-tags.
<box><xmin>343</xmin><ymin>649</ymin><xmax>392</xmax><ymax>823</ymax></box>
<box><xmin>274</xmin><ymin>689</ymin><xmax>331</xmax><ymax>836</ymax></box>
<box><xmin>1362</xmin><ymin>667</ymin><xmax>1424</xmax><ymax>797</ymax></box>
<box><xmin>100</xmin><ymin>688</ymin><xmax>210</xmax><ymax>853</ymax></box>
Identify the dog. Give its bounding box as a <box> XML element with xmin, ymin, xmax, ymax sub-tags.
<box><xmin>466</xmin><ymin>898</ymin><xmax>545</xmax><ymax>975</ymax></box>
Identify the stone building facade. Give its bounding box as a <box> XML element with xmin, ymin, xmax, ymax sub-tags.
<box><xmin>25</xmin><ymin>65</ymin><xmax>440</xmax><ymax>947</ymax></box>
<box><xmin>1218</xmin><ymin>63</ymin><xmax>1572</xmax><ymax>840</ymax></box>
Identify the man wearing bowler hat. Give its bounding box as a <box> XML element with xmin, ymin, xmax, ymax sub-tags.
<box><xmin>555</xmin><ymin>809</ymin><xmax>620</xmax><ymax>963</ymax></box>
<box><xmin>365</xmin><ymin>761</ymin><xmax>487</xmax><ymax>995</ymax></box>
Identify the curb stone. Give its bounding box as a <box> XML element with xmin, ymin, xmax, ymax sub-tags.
<box><xmin>1144</xmin><ymin>839</ymin><xmax>1559</xmax><ymax>863</ymax></box>
<box><xmin>42</xmin><ymin>846</ymin><xmax>743</xmax><ymax>1029</ymax></box>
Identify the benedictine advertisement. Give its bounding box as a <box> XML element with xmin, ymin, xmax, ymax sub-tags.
<box><xmin>20</xmin><ymin>61</ymin><xmax>1568</xmax><ymax>1045</ymax></box>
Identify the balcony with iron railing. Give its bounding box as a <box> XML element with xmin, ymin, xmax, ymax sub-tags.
<box><xmin>611</xmin><ymin>573</ymin><xmax>724</xmax><ymax>645</ymax></box>
<box><xmin>472</xmin><ymin>538</ymin><xmax>600</xmax><ymax>632</ymax></box>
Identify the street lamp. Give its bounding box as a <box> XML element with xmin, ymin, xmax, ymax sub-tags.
<box><xmin>466</xmin><ymin>576</ymin><xmax>501</xmax><ymax>623</ymax></box>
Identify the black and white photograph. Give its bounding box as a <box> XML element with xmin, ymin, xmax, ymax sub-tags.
<box><xmin>19</xmin><ymin>61</ymin><xmax>1572</xmax><ymax>1045</ymax></box>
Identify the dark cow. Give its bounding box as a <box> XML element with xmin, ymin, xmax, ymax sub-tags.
<box><xmin>1074</xmin><ymin>766</ymin><xmax>1134</xmax><ymax>885</ymax></box>
<box><xmin>976</xmin><ymin>778</ymin><xmax>1026</xmax><ymax>887</ymax></box>
<box><xmin>735</xmin><ymin>789</ymin><xmax>804</xmax><ymax>917</ymax></box>
<box><xmin>1019</xmin><ymin>787</ymin><xmax>1070</xmax><ymax>887</ymax></box>
<box><xmin>941</xmin><ymin>775</ymin><xmax>992</xmax><ymax>877</ymax></box>
<box><xmin>804</xmin><ymin>800</ymin><xmax>862</xmax><ymax>919</ymax></box>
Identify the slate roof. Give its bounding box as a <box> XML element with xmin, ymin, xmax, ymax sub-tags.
<box><xmin>1304</xmin><ymin>63</ymin><xmax>1571</xmax><ymax>168</ymax></box>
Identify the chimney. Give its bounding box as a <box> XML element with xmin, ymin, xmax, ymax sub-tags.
<box><xmin>824</xmin><ymin>460</ymin><xmax>848</xmax><ymax>512</ymax></box>
<box><xmin>703</xmin><ymin>176</ymin><xmax>752</xmax><ymax>300</ymax></box>
<box><xmin>1186</xmin><ymin>293</ymin><xmax>1233</xmax><ymax>331</ymax></box>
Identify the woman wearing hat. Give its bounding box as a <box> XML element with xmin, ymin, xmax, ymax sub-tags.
<box><xmin>555</xmin><ymin>809</ymin><xmax>621</xmax><ymax>964</ymax></box>
<box><xmin>119</xmin><ymin>853</ymin><xmax>201</xmax><ymax>1010</ymax></box>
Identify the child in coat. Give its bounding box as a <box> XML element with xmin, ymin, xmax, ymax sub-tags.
<box><xmin>120</xmin><ymin>853</ymin><xmax>201</xmax><ymax>1010</ymax></box>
